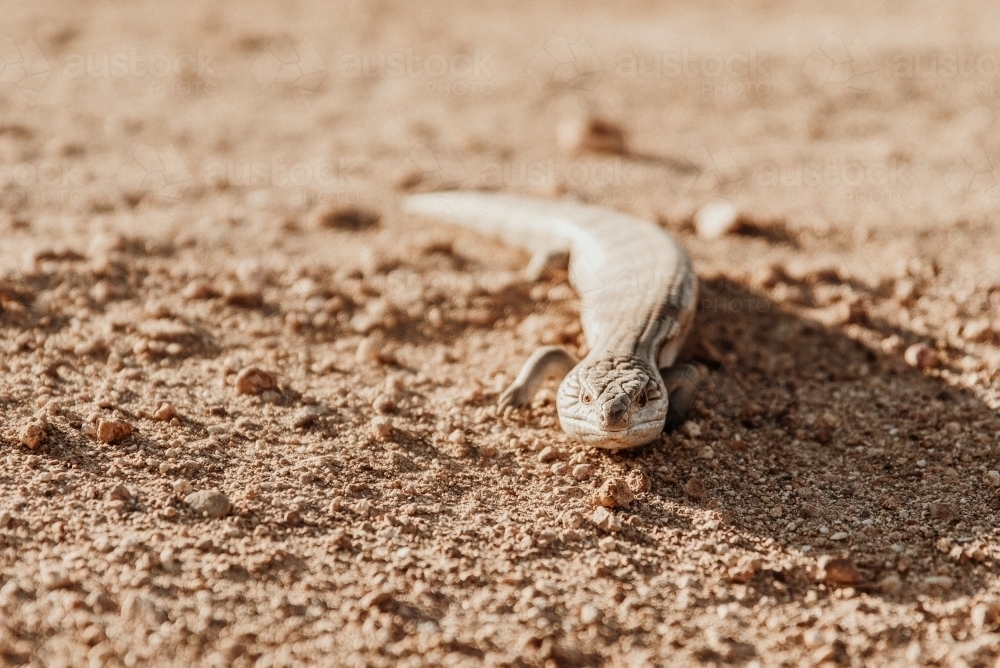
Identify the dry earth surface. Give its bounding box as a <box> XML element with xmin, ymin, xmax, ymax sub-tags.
<box><xmin>3</xmin><ymin>0</ymin><xmax>1000</xmax><ymax>666</ymax></box>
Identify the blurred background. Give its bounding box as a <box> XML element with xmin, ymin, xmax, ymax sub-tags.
<box><xmin>2</xmin><ymin>0</ymin><xmax>998</xmax><ymax>263</ymax></box>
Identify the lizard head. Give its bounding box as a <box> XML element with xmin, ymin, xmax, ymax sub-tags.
<box><xmin>556</xmin><ymin>355</ymin><xmax>667</xmax><ymax>449</ymax></box>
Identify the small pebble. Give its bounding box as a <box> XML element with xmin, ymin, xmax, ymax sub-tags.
<box><xmin>105</xmin><ymin>484</ymin><xmax>132</xmax><ymax>502</ymax></box>
<box><xmin>370</xmin><ymin>417</ymin><xmax>393</xmax><ymax>440</ymax></box>
<box><xmin>556</xmin><ymin>116</ymin><xmax>626</xmax><ymax>154</ymax></box>
<box><xmin>153</xmin><ymin>402</ymin><xmax>179</xmax><ymax>422</ymax></box>
<box><xmin>595</xmin><ymin>478</ymin><xmax>634</xmax><ymax>508</ymax></box>
<box><xmin>373</xmin><ymin>394</ymin><xmax>396</xmax><ymax>414</ymax></box>
<box><xmin>929</xmin><ymin>502</ymin><xmax>959</xmax><ymax>521</ymax></box>
<box><xmin>694</xmin><ymin>201</ymin><xmax>741</xmax><ymax>239</ymax></box>
<box><xmin>625</xmin><ymin>469</ymin><xmax>651</xmax><ymax>494</ymax></box>
<box><xmin>292</xmin><ymin>405</ymin><xmax>328</xmax><ymax>429</ymax></box>
<box><xmin>580</xmin><ymin>604</ymin><xmax>603</xmax><ymax>625</ymax></box>
<box><xmin>234</xmin><ymin>367</ymin><xmax>278</xmax><ymax>395</ymax></box>
<box><xmin>802</xmin><ymin>629</ymin><xmax>826</xmax><ymax>647</ymax></box>
<box><xmin>811</xmin><ymin>646</ymin><xmax>837</xmax><ymax>663</ymax></box>
<box><xmin>962</xmin><ymin>318</ymin><xmax>993</xmax><ymax>342</ymax></box>
<box><xmin>877</xmin><ymin>574</ymin><xmax>902</xmax><ymax>595</ymax></box>
<box><xmin>96</xmin><ymin>419</ymin><xmax>134</xmax><ymax>444</ymax></box>
<box><xmin>354</xmin><ymin>499</ymin><xmax>373</xmax><ymax>518</ymax></box>
<box><xmin>727</xmin><ymin>556</ymin><xmax>761</xmax><ymax>583</ymax></box>
<box><xmin>904</xmin><ymin>343</ymin><xmax>937</xmax><ymax>369</ymax></box>
<box><xmin>310</xmin><ymin>205</ymin><xmax>380</xmax><ymax>231</ymax></box>
<box><xmin>550</xmin><ymin>463</ymin><xmax>570</xmax><ymax>476</ymax></box>
<box><xmin>40</xmin><ymin>567</ymin><xmax>70</xmax><ymax>590</ymax></box>
<box><xmin>185</xmin><ymin>490</ymin><xmax>232</xmax><ymax>519</ymax></box>
<box><xmin>121</xmin><ymin>593</ymin><xmax>165</xmax><ymax>625</ymax></box>
<box><xmin>356</xmin><ymin>337</ymin><xmax>391</xmax><ymax>365</ymax></box>
<box><xmin>683</xmin><ymin>476</ymin><xmax>707</xmax><ymax>500</ymax></box>
<box><xmin>182</xmin><ymin>280</ymin><xmax>219</xmax><ymax>300</ymax></box>
<box><xmin>592</xmin><ymin>507</ymin><xmax>621</xmax><ymax>532</ymax></box>
<box><xmin>80</xmin><ymin>625</ymin><xmax>106</xmax><ymax>645</ymax></box>
<box><xmin>19</xmin><ymin>421</ymin><xmax>46</xmax><ymax>449</ymax></box>
<box><xmin>822</xmin><ymin>557</ymin><xmax>861</xmax><ymax>585</ymax></box>
<box><xmin>537</xmin><ymin>446</ymin><xmax>557</xmax><ymax>463</ymax></box>
<box><xmin>681</xmin><ymin>421</ymin><xmax>702</xmax><ymax>438</ymax></box>
<box><xmin>222</xmin><ymin>287</ymin><xmax>263</xmax><ymax>308</ymax></box>
<box><xmin>971</xmin><ymin>602</ymin><xmax>996</xmax><ymax>629</ymax></box>
<box><xmin>572</xmin><ymin>464</ymin><xmax>593</xmax><ymax>479</ymax></box>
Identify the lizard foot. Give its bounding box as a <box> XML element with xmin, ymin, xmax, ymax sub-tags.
<box><xmin>498</xmin><ymin>382</ymin><xmax>533</xmax><ymax>410</ymax></box>
<box><xmin>497</xmin><ymin>346</ymin><xmax>579</xmax><ymax>411</ymax></box>
<box><xmin>662</xmin><ymin>363</ymin><xmax>709</xmax><ymax>430</ymax></box>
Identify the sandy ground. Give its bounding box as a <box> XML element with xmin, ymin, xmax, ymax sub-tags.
<box><xmin>3</xmin><ymin>0</ymin><xmax>1000</xmax><ymax>666</ymax></box>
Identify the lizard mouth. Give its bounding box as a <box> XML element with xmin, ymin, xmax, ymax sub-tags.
<box><xmin>559</xmin><ymin>415</ymin><xmax>663</xmax><ymax>448</ymax></box>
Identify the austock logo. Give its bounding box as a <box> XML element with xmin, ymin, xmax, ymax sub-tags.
<box><xmin>340</xmin><ymin>48</ymin><xmax>496</xmax><ymax>96</ymax></box>
<box><xmin>115</xmin><ymin>144</ymin><xmax>193</xmax><ymax>202</ymax></box>
<box><xmin>613</xmin><ymin>49</ymin><xmax>773</xmax><ymax>98</ymax></box>
<box><xmin>0</xmin><ymin>36</ymin><xmax>51</xmax><ymax>91</ymax></box>
<box><xmin>943</xmin><ymin>147</ymin><xmax>997</xmax><ymax>200</ymax></box>
<box><xmin>250</xmin><ymin>36</ymin><xmax>327</xmax><ymax>93</ymax></box>
<box><xmin>675</xmin><ymin>144</ymin><xmax>744</xmax><ymax>196</ymax></box>
<box><xmin>802</xmin><ymin>34</ymin><xmax>878</xmax><ymax>91</ymax></box>
<box><xmin>394</xmin><ymin>146</ymin><xmax>469</xmax><ymax>191</ymax></box>
<box><xmin>526</xmin><ymin>35</ymin><xmax>602</xmax><ymax>91</ymax></box>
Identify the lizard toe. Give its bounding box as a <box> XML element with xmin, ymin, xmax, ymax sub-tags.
<box><xmin>498</xmin><ymin>384</ymin><xmax>531</xmax><ymax>410</ymax></box>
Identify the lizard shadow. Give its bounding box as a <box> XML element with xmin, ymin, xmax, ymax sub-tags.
<box><xmin>610</xmin><ymin>275</ymin><xmax>1000</xmax><ymax>609</ymax></box>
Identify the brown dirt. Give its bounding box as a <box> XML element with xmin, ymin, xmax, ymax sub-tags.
<box><xmin>3</xmin><ymin>1</ymin><xmax>1000</xmax><ymax>666</ymax></box>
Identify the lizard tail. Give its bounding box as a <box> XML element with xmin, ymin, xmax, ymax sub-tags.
<box><xmin>403</xmin><ymin>191</ymin><xmax>578</xmax><ymax>255</ymax></box>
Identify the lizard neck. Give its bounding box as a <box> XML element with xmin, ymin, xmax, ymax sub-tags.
<box><xmin>581</xmin><ymin>340</ymin><xmax>659</xmax><ymax>371</ymax></box>
<box><xmin>585</xmin><ymin>322</ymin><xmax>672</xmax><ymax>370</ymax></box>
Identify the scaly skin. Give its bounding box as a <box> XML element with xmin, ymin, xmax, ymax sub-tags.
<box><xmin>556</xmin><ymin>355</ymin><xmax>669</xmax><ymax>449</ymax></box>
<box><xmin>405</xmin><ymin>191</ymin><xmax>698</xmax><ymax>449</ymax></box>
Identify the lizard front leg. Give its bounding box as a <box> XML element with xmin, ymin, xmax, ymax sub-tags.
<box><xmin>524</xmin><ymin>249</ymin><xmax>570</xmax><ymax>282</ymax></box>
<box><xmin>661</xmin><ymin>363</ymin><xmax>709</xmax><ymax>429</ymax></box>
<box><xmin>498</xmin><ymin>346</ymin><xmax>578</xmax><ymax>409</ymax></box>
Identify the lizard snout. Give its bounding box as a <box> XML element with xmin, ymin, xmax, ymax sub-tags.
<box><xmin>598</xmin><ymin>399</ymin><xmax>630</xmax><ymax>431</ymax></box>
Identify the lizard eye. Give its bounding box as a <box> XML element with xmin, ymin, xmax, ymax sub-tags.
<box><xmin>644</xmin><ymin>380</ymin><xmax>662</xmax><ymax>401</ymax></box>
<box><xmin>636</xmin><ymin>390</ymin><xmax>647</xmax><ymax>407</ymax></box>
<box><xmin>581</xmin><ymin>392</ymin><xmax>593</xmax><ymax>405</ymax></box>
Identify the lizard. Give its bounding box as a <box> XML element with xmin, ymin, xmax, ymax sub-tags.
<box><xmin>404</xmin><ymin>191</ymin><xmax>699</xmax><ymax>449</ymax></box>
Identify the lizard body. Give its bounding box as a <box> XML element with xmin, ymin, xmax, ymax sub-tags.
<box><xmin>404</xmin><ymin>191</ymin><xmax>698</xmax><ymax>449</ymax></box>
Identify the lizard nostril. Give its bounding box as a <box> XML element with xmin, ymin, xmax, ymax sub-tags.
<box><xmin>600</xmin><ymin>401</ymin><xmax>629</xmax><ymax>429</ymax></box>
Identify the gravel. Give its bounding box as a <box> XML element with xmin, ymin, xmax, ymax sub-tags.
<box><xmin>0</xmin><ymin>2</ymin><xmax>998</xmax><ymax>667</ymax></box>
